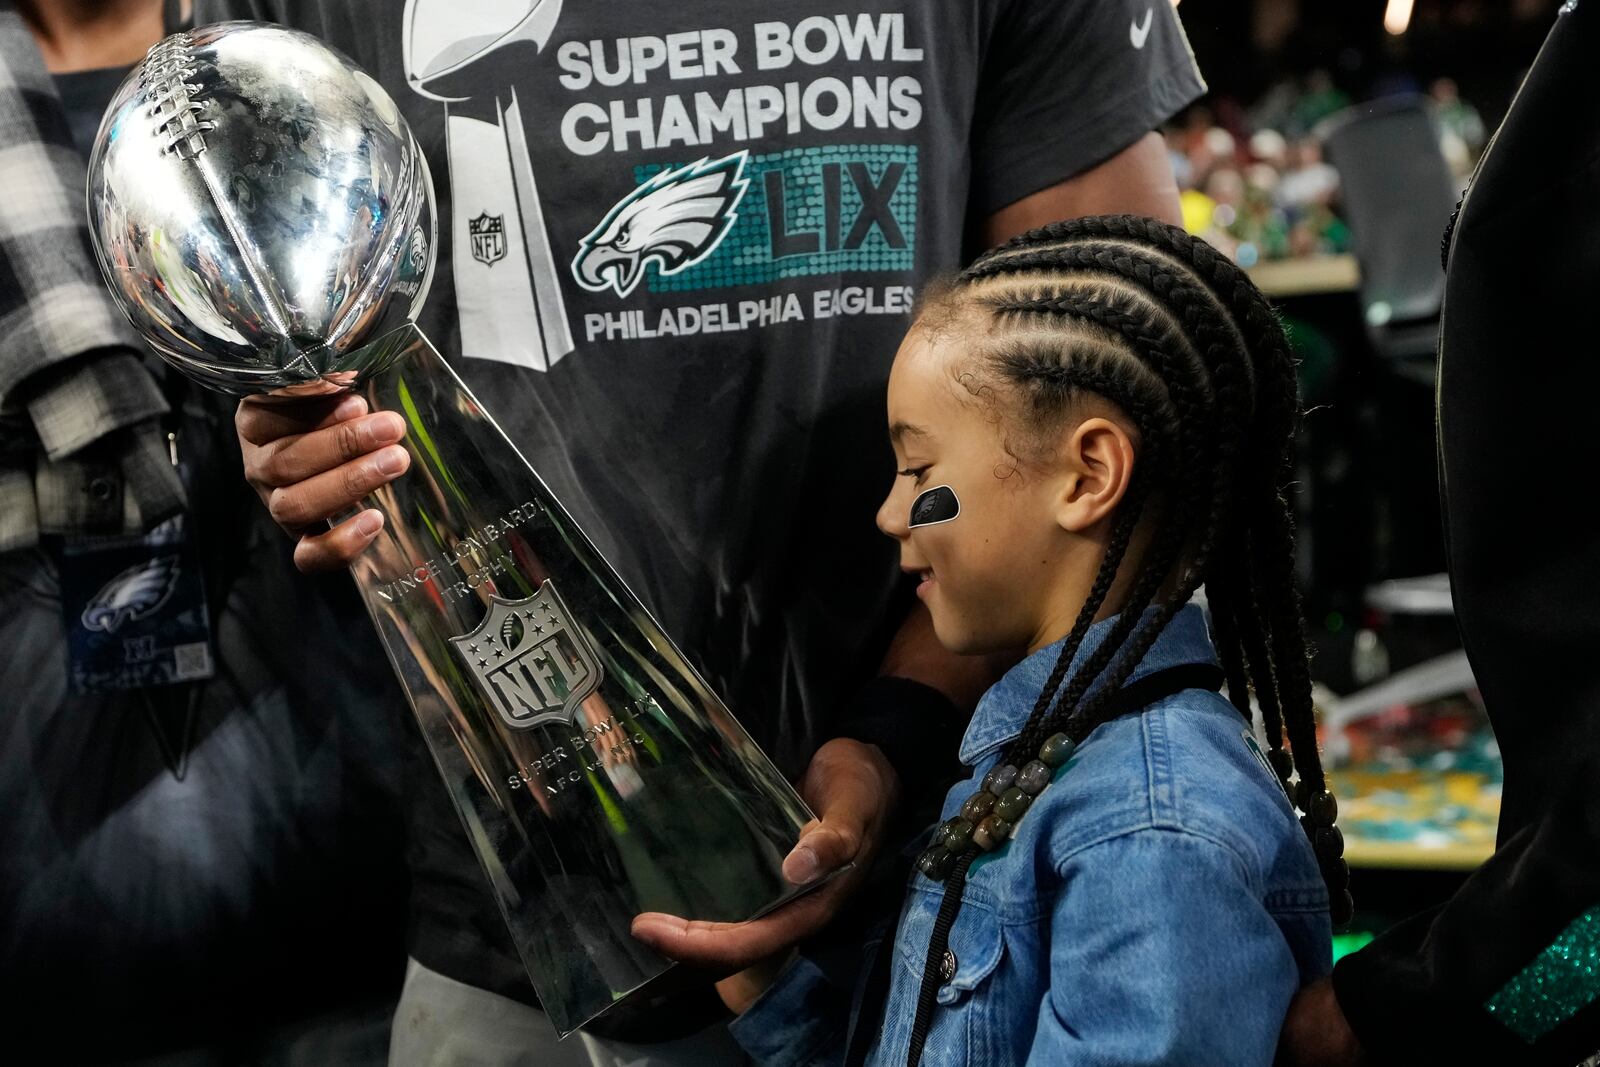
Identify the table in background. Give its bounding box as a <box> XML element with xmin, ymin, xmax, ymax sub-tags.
<box><xmin>1248</xmin><ymin>253</ymin><xmax>1361</xmax><ymax>298</ymax></box>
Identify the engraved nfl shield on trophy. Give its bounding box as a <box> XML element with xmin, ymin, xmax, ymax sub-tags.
<box><xmin>456</xmin><ymin>585</ymin><xmax>604</xmax><ymax>730</ymax></box>
<box><xmin>86</xmin><ymin>22</ymin><xmax>816</xmax><ymax>1037</ymax></box>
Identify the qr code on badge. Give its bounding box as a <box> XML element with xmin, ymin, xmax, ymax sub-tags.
<box><xmin>172</xmin><ymin>641</ymin><xmax>213</xmax><ymax>680</ymax></box>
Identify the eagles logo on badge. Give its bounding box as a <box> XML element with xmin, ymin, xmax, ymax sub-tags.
<box><xmin>468</xmin><ymin>211</ymin><xmax>506</xmax><ymax>266</ymax></box>
<box><xmin>80</xmin><ymin>553</ymin><xmax>181</xmax><ymax>633</ymax></box>
<box><xmin>450</xmin><ymin>580</ymin><xmax>604</xmax><ymax>729</ymax></box>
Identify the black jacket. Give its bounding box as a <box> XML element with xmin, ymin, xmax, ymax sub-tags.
<box><xmin>1333</xmin><ymin>6</ymin><xmax>1600</xmax><ymax>1064</ymax></box>
<box><xmin>0</xmin><ymin>384</ymin><xmax>412</xmax><ymax>1060</ymax></box>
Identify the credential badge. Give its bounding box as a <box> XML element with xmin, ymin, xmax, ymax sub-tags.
<box><xmin>469</xmin><ymin>211</ymin><xmax>506</xmax><ymax>267</ymax></box>
<box><xmin>450</xmin><ymin>580</ymin><xmax>604</xmax><ymax>729</ymax></box>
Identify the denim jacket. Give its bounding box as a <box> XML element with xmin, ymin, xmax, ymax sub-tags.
<box><xmin>734</xmin><ymin>605</ymin><xmax>1331</xmax><ymax>1067</ymax></box>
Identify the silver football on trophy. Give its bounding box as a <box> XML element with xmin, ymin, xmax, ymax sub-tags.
<box><xmin>86</xmin><ymin>21</ymin><xmax>436</xmax><ymax>395</ymax></box>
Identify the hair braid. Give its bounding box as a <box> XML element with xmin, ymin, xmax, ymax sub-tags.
<box><xmin>973</xmin><ymin>237</ymin><xmax>1261</xmax><ymax>616</ymax></box>
<box><xmin>1040</xmin><ymin>506</ymin><xmax>1192</xmax><ymax>740</ymax></box>
<box><xmin>1063</xmin><ymin>221</ymin><xmax>1343</xmax><ymax>901</ymax></box>
<box><xmin>1231</xmin><ymin>533</ymin><xmax>1292</xmax><ymax>761</ymax></box>
<box><xmin>1205</xmin><ymin>582</ymin><xmax>1255</xmax><ymax>718</ymax></box>
<box><xmin>985</xmin><ymin>289</ymin><xmax>1218</xmax><ymax>761</ymax></box>
<box><xmin>976</xmin><ymin>220</ymin><xmax>1324</xmax><ymax>803</ymax></box>
<box><xmin>971</xmin><ymin>337</ymin><xmax>1174</xmax><ymax>751</ymax></box>
<box><xmin>1011</xmin><ymin>476</ymin><xmax>1153</xmax><ymax>749</ymax></box>
<box><xmin>1022</xmin><ymin>294</ymin><xmax>1223</xmax><ymax>742</ymax></box>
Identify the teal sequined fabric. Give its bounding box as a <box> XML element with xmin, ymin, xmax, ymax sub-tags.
<box><xmin>1485</xmin><ymin>904</ymin><xmax>1600</xmax><ymax>1043</ymax></box>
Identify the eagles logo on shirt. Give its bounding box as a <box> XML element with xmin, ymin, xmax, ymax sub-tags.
<box><xmin>450</xmin><ymin>581</ymin><xmax>605</xmax><ymax>730</ymax></box>
<box><xmin>571</xmin><ymin>151</ymin><xmax>749</xmax><ymax>298</ymax></box>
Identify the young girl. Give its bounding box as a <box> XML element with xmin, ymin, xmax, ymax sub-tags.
<box><xmin>734</xmin><ymin>216</ymin><xmax>1345</xmax><ymax>1066</ymax></box>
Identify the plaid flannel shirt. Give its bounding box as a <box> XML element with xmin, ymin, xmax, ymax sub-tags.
<box><xmin>0</xmin><ymin>7</ymin><xmax>184</xmax><ymax>552</ymax></box>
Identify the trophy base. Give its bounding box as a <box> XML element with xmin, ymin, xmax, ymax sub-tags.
<box><xmin>341</xmin><ymin>325</ymin><xmax>816</xmax><ymax>1037</ymax></box>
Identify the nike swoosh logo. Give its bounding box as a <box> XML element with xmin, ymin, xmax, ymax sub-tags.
<box><xmin>1131</xmin><ymin>7</ymin><xmax>1154</xmax><ymax>49</ymax></box>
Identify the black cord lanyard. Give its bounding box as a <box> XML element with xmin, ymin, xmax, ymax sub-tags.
<box><xmin>902</xmin><ymin>662</ymin><xmax>1225</xmax><ymax>1067</ymax></box>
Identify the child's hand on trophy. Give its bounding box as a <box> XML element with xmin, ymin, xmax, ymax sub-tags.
<box><xmin>237</xmin><ymin>392</ymin><xmax>411</xmax><ymax>571</ymax></box>
<box><xmin>630</xmin><ymin>737</ymin><xmax>899</xmax><ymax>972</ymax></box>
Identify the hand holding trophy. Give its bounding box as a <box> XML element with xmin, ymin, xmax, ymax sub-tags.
<box><xmin>86</xmin><ymin>21</ymin><xmax>815</xmax><ymax>1036</ymax></box>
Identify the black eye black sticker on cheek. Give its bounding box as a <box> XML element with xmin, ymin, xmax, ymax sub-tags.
<box><xmin>909</xmin><ymin>485</ymin><xmax>961</xmax><ymax>528</ymax></box>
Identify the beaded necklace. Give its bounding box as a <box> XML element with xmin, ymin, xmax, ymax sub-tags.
<box><xmin>913</xmin><ymin>661</ymin><xmax>1225</xmax><ymax>881</ymax></box>
<box><xmin>911</xmin><ymin>659</ymin><xmax>1347</xmax><ymax>891</ymax></box>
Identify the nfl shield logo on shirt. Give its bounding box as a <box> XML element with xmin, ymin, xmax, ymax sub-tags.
<box><xmin>450</xmin><ymin>581</ymin><xmax>604</xmax><ymax>729</ymax></box>
<box><xmin>468</xmin><ymin>211</ymin><xmax>507</xmax><ymax>266</ymax></box>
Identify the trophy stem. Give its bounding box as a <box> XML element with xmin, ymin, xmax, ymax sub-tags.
<box><xmin>340</xmin><ymin>325</ymin><xmax>813</xmax><ymax>1036</ymax></box>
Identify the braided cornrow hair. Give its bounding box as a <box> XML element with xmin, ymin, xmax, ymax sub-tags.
<box><xmin>903</xmin><ymin>216</ymin><xmax>1349</xmax><ymax>1067</ymax></box>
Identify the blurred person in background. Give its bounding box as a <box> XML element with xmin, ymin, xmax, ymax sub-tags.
<box><xmin>1275</xmin><ymin>138</ymin><xmax>1340</xmax><ymax>211</ymax></box>
<box><xmin>0</xmin><ymin>1</ymin><xmax>411</xmax><ymax>1061</ymax></box>
<box><xmin>1291</xmin><ymin>71</ymin><xmax>1353</xmax><ymax>134</ymax></box>
<box><xmin>1171</xmin><ymin>111</ymin><xmax>1347</xmax><ymax>266</ymax></box>
<box><xmin>1428</xmin><ymin>77</ymin><xmax>1486</xmax><ymax>177</ymax></box>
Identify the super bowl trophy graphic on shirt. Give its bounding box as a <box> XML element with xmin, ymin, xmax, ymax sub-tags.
<box><xmin>403</xmin><ymin>0</ymin><xmax>575</xmax><ymax>371</ymax></box>
<box><xmin>86</xmin><ymin>22</ymin><xmax>814</xmax><ymax>1036</ymax></box>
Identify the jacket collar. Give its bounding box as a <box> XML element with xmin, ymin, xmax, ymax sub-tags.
<box><xmin>959</xmin><ymin>603</ymin><xmax>1220</xmax><ymax>766</ymax></box>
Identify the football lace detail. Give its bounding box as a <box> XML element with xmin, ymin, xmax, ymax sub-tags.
<box><xmin>141</xmin><ymin>33</ymin><xmax>213</xmax><ymax>160</ymax></box>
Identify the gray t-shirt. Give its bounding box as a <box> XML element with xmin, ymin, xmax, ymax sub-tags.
<box><xmin>200</xmin><ymin>0</ymin><xmax>1205</xmax><ymax>1007</ymax></box>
